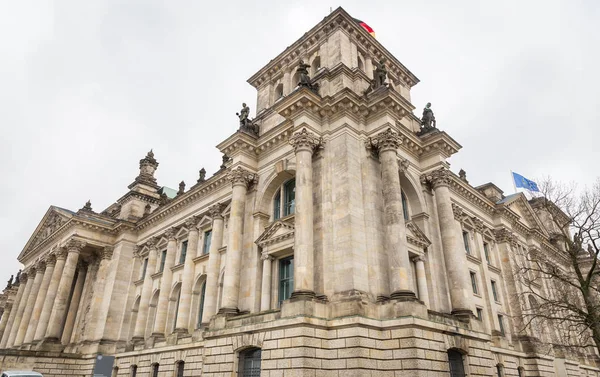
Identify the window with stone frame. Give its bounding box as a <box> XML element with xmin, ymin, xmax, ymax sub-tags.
<box><xmin>202</xmin><ymin>230</ymin><xmax>212</xmax><ymax>255</ymax></box>
<box><xmin>278</xmin><ymin>256</ymin><xmax>294</xmax><ymax>307</ymax></box>
<box><xmin>151</xmin><ymin>363</ymin><xmax>159</xmax><ymax>377</ymax></box>
<box><xmin>483</xmin><ymin>242</ymin><xmax>491</xmax><ymax>264</ymax></box>
<box><xmin>141</xmin><ymin>258</ymin><xmax>148</xmax><ymax>279</ymax></box>
<box><xmin>491</xmin><ymin>280</ymin><xmax>500</xmax><ymax>302</ymax></box>
<box><xmin>470</xmin><ymin>271</ymin><xmax>478</xmax><ymax>295</ymax></box>
<box><xmin>496</xmin><ymin>364</ymin><xmax>504</xmax><ymax>377</ymax></box>
<box><xmin>447</xmin><ymin>349</ymin><xmax>466</xmax><ymax>377</ymax></box>
<box><xmin>130</xmin><ymin>365</ymin><xmax>137</xmax><ymax>377</ymax></box>
<box><xmin>273</xmin><ymin>179</ymin><xmax>295</xmax><ymax>220</ymax></box>
<box><xmin>159</xmin><ymin>250</ymin><xmax>167</xmax><ymax>273</ymax></box>
<box><xmin>238</xmin><ymin>348</ymin><xmax>262</xmax><ymax>377</ymax></box>
<box><xmin>196</xmin><ymin>281</ymin><xmax>206</xmax><ymax>328</ymax></box>
<box><xmin>498</xmin><ymin>314</ymin><xmax>506</xmax><ymax>335</ymax></box>
<box><xmin>176</xmin><ymin>361</ymin><xmax>184</xmax><ymax>377</ymax></box>
<box><xmin>179</xmin><ymin>240</ymin><xmax>188</xmax><ymax>265</ymax></box>
<box><xmin>401</xmin><ymin>190</ymin><xmax>409</xmax><ymax>221</ymax></box>
<box><xmin>463</xmin><ymin>231</ymin><xmax>471</xmax><ymax>255</ymax></box>
<box><xmin>476</xmin><ymin>307</ymin><xmax>483</xmax><ymax>321</ymax></box>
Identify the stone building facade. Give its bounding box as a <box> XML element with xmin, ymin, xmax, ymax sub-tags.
<box><xmin>0</xmin><ymin>7</ymin><xmax>598</xmax><ymax>377</ymax></box>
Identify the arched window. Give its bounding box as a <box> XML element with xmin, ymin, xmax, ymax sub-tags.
<box><xmin>238</xmin><ymin>348</ymin><xmax>262</xmax><ymax>377</ymax></box>
<box><xmin>496</xmin><ymin>364</ymin><xmax>504</xmax><ymax>377</ymax></box>
<box><xmin>311</xmin><ymin>56</ymin><xmax>321</xmax><ymax>76</ymax></box>
<box><xmin>273</xmin><ymin>179</ymin><xmax>295</xmax><ymax>220</ymax></box>
<box><xmin>175</xmin><ymin>361</ymin><xmax>185</xmax><ymax>377</ymax></box>
<box><xmin>173</xmin><ymin>287</ymin><xmax>181</xmax><ymax>330</ymax></box>
<box><xmin>197</xmin><ymin>282</ymin><xmax>206</xmax><ymax>328</ymax></box>
<box><xmin>275</xmin><ymin>83</ymin><xmax>284</xmax><ymax>100</ymax></box>
<box><xmin>448</xmin><ymin>350</ymin><xmax>466</xmax><ymax>377</ymax></box>
<box><xmin>358</xmin><ymin>56</ymin><xmax>365</xmax><ymax>72</ymax></box>
<box><xmin>151</xmin><ymin>363</ymin><xmax>159</xmax><ymax>377</ymax></box>
<box><xmin>401</xmin><ymin>191</ymin><xmax>409</xmax><ymax>221</ymax></box>
<box><xmin>130</xmin><ymin>365</ymin><xmax>137</xmax><ymax>377</ymax></box>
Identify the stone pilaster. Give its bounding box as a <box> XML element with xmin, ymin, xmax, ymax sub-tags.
<box><xmin>289</xmin><ymin>128</ymin><xmax>322</xmax><ymax>300</ymax></box>
<box><xmin>412</xmin><ymin>256</ymin><xmax>430</xmax><ymax>308</ymax></box>
<box><xmin>24</xmin><ymin>256</ymin><xmax>55</xmax><ymax>345</ymax></box>
<box><xmin>423</xmin><ymin>168</ymin><xmax>473</xmax><ymax>318</ymax></box>
<box><xmin>6</xmin><ymin>271</ymin><xmax>31</xmax><ymax>348</ymax></box>
<box><xmin>260</xmin><ymin>254</ymin><xmax>274</xmax><ymax>311</ymax></box>
<box><xmin>152</xmin><ymin>228</ymin><xmax>178</xmax><ymax>337</ymax></box>
<box><xmin>174</xmin><ymin>218</ymin><xmax>200</xmax><ymax>333</ymax></box>
<box><xmin>202</xmin><ymin>203</ymin><xmax>225</xmax><ymax>324</ymax></box>
<box><xmin>15</xmin><ymin>264</ymin><xmax>45</xmax><ymax>346</ymax></box>
<box><xmin>44</xmin><ymin>239</ymin><xmax>85</xmax><ymax>342</ymax></box>
<box><xmin>132</xmin><ymin>238</ymin><xmax>158</xmax><ymax>341</ymax></box>
<box><xmin>34</xmin><ymin>249</ymin><xmax>67</xmax><ymax>341</ymax></box>
<box><xmin>86</xmin><ymin>247</ymin><xmax>114</xmax><ymax>341</ymax></box>
<box><xmin>367</xmin><ymin>128</ymin><xmax>416</xmax><ymax>300</ymax></box>
<box><xmin>61</xmin><ymin>263</ymin><xmax>87</xmax><ymax>345</ymax></box>
<box><xmin>219</xmin><ymin>167</ymin><xmax>256</xmax><ymax>314</ymax></box>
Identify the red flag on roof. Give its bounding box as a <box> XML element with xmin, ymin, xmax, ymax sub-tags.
<box><xmin>353</xmin><ymin>18</ymin><xmax>376</xmax><ymax>38</ymax></box>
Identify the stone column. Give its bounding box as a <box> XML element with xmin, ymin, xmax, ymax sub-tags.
<box><xmin>34</xmin><ymin>250</ymin><xmax>67</xmax><ymax>341</ymax></box>
<box><xmin>412</xmin><ymin>256</ymin><xmax>430</xmax><ymax>308</ymax></box>
<box><xmin>44</xmin><ymin>239</ymin><xmax>85</xmax><ymax>342</ymax></box>
<box><xmin>24</xmin><ymin>256</ymin><xmax>56</xmax><ymax>344</ymax></box>
<box><xmin>152</xmin><ymin>228</ymin><xmax>178</xmax><ymax>337</ymax></box>
<box><xmin>88</xmin><ymin>247</ymin><xmax>113</xmax><ymax>340</ymax></box>
<box><xmin>6</xmin><ymin>272</ymin><xmax>32</xmax><ymax>348</ymax></box>
<box><xmin>367</xmin><ymin>128</ymin><xmax>415</xmax><ymax>300</ymax></box>
<box><xmin>202</xmin><ymin>203</ymin><xmax>225</xmax><ymax>324</ymax></box>
<box><xmin>1</xmin><ymin>283</ymin><xmax>25</xmax><ymax>348</ymax></box>
<box><xmin>0</xmin><ymin>303</ymin><xmax>13</xmax><ymax>343</ymax></box>
<box><xmin>61</xmin><ymin>263</ymin><xmax>87</xmax><ymax>345</ymax></box>
<box><xmin>289</xmin><ymin>128</ymin><xmax>322</xmax><ymax>299</ymax></box>
<box><xmin>132</xmin><ymin>238</ymin><xmax>158</xmax><ymax>341</ymax></box>
<box><xmin>15</xmin><ymin>265</ymin><xmax>45</xmax><ymax>346</ymax></box>
<box><xmin>423</xmin><ymin>168</ymin><xmax>472</xmax><ymax>317</ymax></box>
<box><xmin>219</xmin><ymin>167</ymin><xmax>256</xmax><ymax>314</ymax></box>
<box><xmin>175</xmin><ymin>218</ymin><xmax>199</xmax><ymax>333</ymax></box>
<box><xmin>260</xmin><ymin>254</ymin><xmax>274</xmax><ymax>311</ymax></box>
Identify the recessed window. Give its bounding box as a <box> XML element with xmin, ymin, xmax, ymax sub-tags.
<box><xmin>130</xmin><ymin>365</ymin><xmax>137</xmax><ymax>377</ymax></box>
<box><xmin>179</xmin><ymin>241</ymin><xmax>188</xmax><ymax>264</ymax></box>
<box><xmin>498</xmin><ymin>314</ymin><xmax>505</xmax><ymax>335</ymax></box>
<box><xmin>463</xmin><ymin>231</ymin><xmax>471</xmax><ymax>255</ymax></box>
<box><xmin>476</xmin><ymin>308</ymin><xmax>483</xmax><ymax>321</ymax></box>
<box><xmin>159</xmin><ymin>250</ymin><xmax>167</xmax><ymax>272</ymax></box>
<box><xmin>496</xmin><ymin>364</ymin><xmax>504</xmax><ymax>377</ymax></box>
<box><xmin>483</xmin><ymin>242</ymin><xmax>490</xmax><ymax>264</ymax></box>
<box><xmin>275</xmin><ymin>83</ymin><xmax>284</xmax><ymax>100</ymax></box>
<box><xmin>151</xmin><ymin>363</ymin><xmax>159</xmax><ymax>377</ymax></box>
<box><xmin>141</xmin><ymin>258</ymin><xmax>148</xmax><ymax>279</ymax></box>
<box><xmin>176</xmin><ymin>361</ymin><xmax>184</xmax><ymax>377</ymax></box>
<box><xmin>173</xmin><ymin>288</ymin><xmax>181</xmax><ymax>329</ymax></box>
<box><xmin>447</xmin><ymin>350</ymin><xmax>466</xmax><ymax>377</ymax></box>
<box><xmin>197</xmin><ymin>282</ymin><xmax>206</xmax><ymax>328</ymax></box>
<box><xmin>279</xmin><ymin>256</ymin><xmax>294</xmax><ymax>306</ymax></box>
<box><xmin>203</xmin><ymin>230</ymin><xmax>212</xmax><ymax>255</ymax></box>
<box><xmin>273</xmin><ymin>179</ymin><xmax>295</xmax><ymax>220</ymax></box>
<box><xmin>239</xmin><ymin>348</ymin><xmax>262</xmax><ymax>377</ymax></box>
<box><xmin>401</xmin><ymin>191</ymin><xmax>409</xmax><ymax>221</ymax></box>
<box><xmin>517</xmin><ymin>367</ymin><xmax>524</xmax><ymax>377</ymax></box>
<box><xmin>491</xmin><ymin>280</ymin><xmax>499</xmax><ymax>302</ymax></box>
<box><xmin>470</xmin><ymin>271</ymin><xmax>478</xmax><ymax>295</ymax></box>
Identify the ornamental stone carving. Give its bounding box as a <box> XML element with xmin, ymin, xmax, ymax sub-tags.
<box><xmin>227</xmin><ymin>167</ymin><xmax>257</xmax><ymax>188</ymax></box>
<box><xmin>494</xmin><ymin>228</ymin><xmax>515</xmax><ymax>245</ymax></box>
<box><xmin>35</xmin><ymin>259</ymin><xmax>46</xmax><ymax>272</ymax></box>
<box><xmin>451</xmin><ymin>203</ymin><xmax>463</xmax><ymax>220</ymax></box>
<box><xmin>55</xmin><ymin>247</ymin><xmax>68</xmax><ymax>260</ymax></box>
<box><xmin>421</xmin><ymin>168</ymin><xmax>451</xmax><ymax>189</ymax></box>
<box><xmin>260</xmin><ymin>253</ymin><xmax>274</xmax><ymax>262</ymax></box>
<box><xmin>185</xmin><ymin>217</ymin><xmax>199</xmax><ymax>231</ymax></box>
<box><xmin>365</xmin><ymin>127</ymin><xmax>401</xmax><ymax>155</ymax></box>
<box><xmin>472</xmin><ymin>217</ymin><xmax>485</xmax><ymax>234</ymax></box>
<box><xmin>164</xmin><ymin>227</ymin><xmax>178</xmax><ymax>241</ymax></box>
<box><xmin>101</xmin><ymin>246</ymin><xmax>114</xmax><ymax>260</ymax></box>
<box><xmin>411</xmin><ymin>255</ymin><xmax>425</xmax><ymax>263</ymax></box>
<box><xmin>19</xmin><ymin>272</ymin><xmax>28</xmax><ymax>284</ymax></box>
<box><xmin>398</xmin><ymin>158</ymin><xmax>410</xmax><ymax>173</ymax></box>
<box><xmin>45</xmin><ymin>254</ymin><xmax>57</xmax><ymax>267</ymax></box>
<box><xmin>146</xmin><ymin>237</ymin><xmax>158</xmax><ymax>250</ymax></box>
<box><xmin>289</xmin><ymin>128</ymin><xmax>323</xmax><ymax>154</ymax></box>
<box><xmin>209</xmin><ymin>203</ymin><xmax>225</xmax><ymax>220</ymax></box>
<box><xmin>65</xmin><ymin>239</ymin><xmax>86</xmax><ymax>253</ymax></box>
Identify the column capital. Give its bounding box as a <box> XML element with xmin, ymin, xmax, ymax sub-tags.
<box><xmin>100</xmin><ymin>246</ymin><xmax>114</xmax><ymax>260</ymax></box>
<box><xmin>4</xmin><ymin>302</ymin><xmax>12</xmax><ymax>311</ymax></box>
<box><xmin>35</xmin><ymin>260</ymin><xmax>46</xmax><ymax>272</ymax></box>
<box><xmin>19</xmin><ymin>272</ymin><xmax>29</xmax><ymax>284</ymax></box>
<box><xmin>227</xmin><ymin>167</ymin><xmax>257</xmax><ymax>188</ymax></box>
<box><xmin>209</xmin><ymin>203</ymin><xmax>226</xmax><ymax>220</ymax></box>
<box><xmin>55</xmin><ymin>247</ymin><xmax>68</xmax><ymax>260</ymax></box>
<box><xmin>260</xmin><ymin>253</ymin><xmax>274</xmax><ymax>262</ymax></box>
<box><xmin>164</xmin><ymin>227</ymin><xmax>178</xmax><ymax>241</ymax></box>
<box><xmin>494</xmin><ymin>228</ymin><xmax>515</xmax><ymax>245</ymax></box>
<box><xmin>289</xmin><ymin>127</ymin><xmax>323</xmax><ymax>154</ymax></box>
<box><xmin>365</xmin><ymin>127</ymin><xmax>401</xmax><ymax>155</ymax></box>
<box><xmin>411</xmin><ymin>255</ymin><xmax>426</xmax><ymax>263</ymax></box>
<box><xmin>421</xmin><ymin>168</ymin><xmax>451</xmax><ymax>189</ymax></box>
<box><xmin>472</xmin><ymin>217</ymin><xmax>485</xmax><ymax>234</ymax></box>
<box><xmin>44</xmin><ymin>254</ymin><xmax>57</xmax><ymax>267</ymax></box>
<box><xmin>185</xmin><ymin>217</ymin><xmax>200</xmax><ymax>232</ymax></box>
<box><xmin>145</xmin><ymin>237</ymin><xmax>159</xmax><ymax>251</ymax></box>
<box><xmin>452</xmin><ymin>203</ymin><xmax>463</xmax><ymax>221</ymax></box>
<box><xmin>64</xmin><ymin>239</ymin><xmax>86</xmax><ymax>254</ymax></box>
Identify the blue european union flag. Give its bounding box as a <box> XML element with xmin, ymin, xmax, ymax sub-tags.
<box><xmin>512</xmin><ymin>172</ymin><xmax>540</xmax><ymax>192</ymax></box>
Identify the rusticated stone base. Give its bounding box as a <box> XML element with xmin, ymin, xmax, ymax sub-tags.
<box><xmin>289</xmin><ymin>289</ymin><xmax>316</xmax><ymax>300</ymax></box>
<box><xmin>390</xmin><ymin>289</ymin><xmax>418</xmax><ymax>301</ymax></box>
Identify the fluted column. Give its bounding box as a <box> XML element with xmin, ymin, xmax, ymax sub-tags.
<box><xmin>260</xmin><ymin>254</ymin><xmax>274</xmax><ymax>311</ymax></box>
<box><xmin>45</xmin><ymin>239</ymin><xmax>84</xmax><ymax>341</ymax></box>
<box><xmin>423</xmin><ymin>168</ymin><xmax>473</xmax><ymax>317</ymax></box>
<box><xmin>132</xmin><ymin>238</ymin><xmax>158</xmax><ymax>341</ymax></box>
<box><xmin>152</xmin><ymin>228</ymin><xmax>178</xmax><ymax>337</ymax></box>
<box><xmin>1</xmin><ymin>284</ymin><xmax>25</xmax><ymax>348</ymax></box>
<box><xmin>202</xmin><ymin>203</ymin><xmax>225</xmax><ymax>324</ymax></box>
<box><xmin>60</xmin><ymin>263</ymin><xmax>87</xmax><ymax>345</ymax></box>
<box><xmin>367</xmin><ymin>128</ymin><xmax>416</xmax><ymax>300</ymax></box>
<box><xmin>412</xmin><ymin>256</ymin><xmax>430</xmax><ymax>308</ymax></box>
<box><xmin>34</xmin><ymin>250</ymin><xmax>67</xmax><ymax>341</ymax></box>
<box><xmin>289</xmin><ymin>128</ymin><xmax>322</xmax><ymax>299</ymax></box>
<box><xmin>6</xmin><ymin>272</ymin><xmax>32</xmax><ymax>348</ymax></box>
<box><xmin>175</xmin><ymin>219</ymin><xmax>200</xmax><ymax>333</ymax></box>
<box><xmin>219</xmin><ymin>167</ymin><xmax>256</xmax><ymax>314</ymax></box>
<box><xmin>24</xmin><ymin>256</ymin><xmax>56</xmax><ymax>344</ymax></box>
<box><xmin>88</xmin><ymin>247</ymin><xmax>113</xmax><ymax>340</ymax></box>
<box><xmin>0</xmin><ymin>303</ymin><xmax>13</xmax><ymax>342</ymax></box>
<box><xmin>15</xmin><ymin>264</ymin><xmax>45</xmax><ymax>346</ymax></box>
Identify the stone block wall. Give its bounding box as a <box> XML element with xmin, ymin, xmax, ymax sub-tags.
<box><xmin>0</xmin><ymin>351</ymin><xmax>95</xmax><ymax>377</ymax></box>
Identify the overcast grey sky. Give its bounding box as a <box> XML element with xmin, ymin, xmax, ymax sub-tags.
<box><xmin>1</xmin><ymin>1</ymin><xmax>598</xmax><ymax>281</ymax></box>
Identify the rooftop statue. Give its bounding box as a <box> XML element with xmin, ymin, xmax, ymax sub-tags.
<box><xmin>14</xmin><ymin>270</ymin><xmax>21</xmax><ymax>285</ymax></box>
<box><xmin>236</xmin><ymin>103</ymin><xmax>259</xmax><ymax>136</ymax></box>
<box><xmin>296</xmin><ymin>60</ymin><xmax>319</xmax><ymax>94</ymax></box>
<box><xmin>374</xmin><ymin>58</ymin><xmax>388</xmax><ymax>89</ymax></box>
<box><xmin>197</xmin><ymin>168</ymin><xmax>206</xmax><ymax>183</ymax></box>
<box><xmin>416</xmin><ymin>102</ymin><xmax>438</xmax><ymax>137</ymax></box>
<box><xmin>6</xmin><ymin>274</ymin><xmax>13</xmax><ymax>289</ymax></box>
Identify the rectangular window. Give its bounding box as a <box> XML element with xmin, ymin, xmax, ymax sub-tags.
<box><xmin>463</xmin><ymin>231</ymin><xmax>471</xmax><ymax>254</ymax></box>
<box><xmin>159</xmin><ymin>250</ymin><xmax>167</xmax><ymax>273</ymax></box>
<box><xmin>491</xmin><ymin>280</ymin><xmax>499</xmax><ymax>302</ymax></box>
<box><xmin>141</xmin><ymin>258</ymin><xmax>148</xmax><ymax>279</ymax></box>
<box><xmin>279</xmin><ymin>256</ymin><xmax>294</xmax><ymax>307</ymax></box>
<box><xmin>179</xmin><ymin>241</ymin><xmax>188</xmax><ymax>264</ymax></box>
<box><xmin>273</xmin><ymin>191</ymin><xmax>281</xmax><ymax>220</ymax></box>
<box><xmin>484</xmin><ymin>242</ymin><xmax>490</xmax><ymax>264</ymax></box>
<box><xmin>203</xmin><ymin>230</ymin><xmax>212</xmax><ymax>255</ymax></box>
<box><xmin>130</xmin><ymin>365</ymin><xmax>137</xmax><ymax>377</ymax></box>
<box><xmin>283</xmin><ymin>180</ymin><xmax>295</xmax><ymax>216</ymax></box>
<box><xmin>152</xmin><ymin>364</ymin><xmax>159</xmax><ymax>377</ymax></box>
<box><xmin>476</xmin><ymin>308</ymin><xmax>483</xmax><ymax>321</ymax></box>
<box><xmin>470</xmin><ymin>271</ymin><xmax>478</xmax><ymax>295</ymax></box>
<box><xmin>498</xmin><ymin>314</ymin><xmax>505</xmax><ymax>335</ymax></box>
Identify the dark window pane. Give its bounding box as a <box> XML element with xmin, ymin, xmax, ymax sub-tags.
<box><xmin>470</xmin><ymin>272</ymin><xmax>478</xmax><ymax>295</ymax></box>
<box><xmin>498</xmin><ymin>315</ymin><xmax>505</xmax><ymax>335</ymax></box>
<box><xmin>273</xmin><ymin>191</ymin><xmax>281</xmax><ymax>220</ymax></box>
<box><xmin>141</xmin><ymin>259</ymin><xmax>148</xmax><ymax>279</ymax></box>
<box><xmin>159</xmin><ymin>250</ymin><xmax>167</xmax><ymax>272</ymax></box>
<box><xmin>401</xmin><ymin>191</ymin><xmax>409</xmax><ymax>221</ymax></box>
<box><xmin>283</xmin><ymin>179</ymin><xmax>296</xmax><ymax>216</ymax></box>
<box><xmin>491</xmin><ymin>281</ymin><xmax>499</xmax><ymax>302</ymax></box>
<box><xmin>448</xmin><ymin>350</ymin><xmax>465</xmax><ymax>377</ymax></box>
<box><xmin>130</xmin><ymin>365</ymin><xmax>137</xmax><ymax>377</ymax></box>
<box><xmin>197</xmin><ymin>282</ymin><xmax>206</xmax><ymax>328</ymax></box>
<box><xmin>176</xmin><ymin>362</ymin><xmax>184</xmax><ymax>377</ymax></box>
<box><xmin>484</xmin><ymin>243</ymin><xmax>490</xmax><ymax>263</ymax></box>
<box><xmin>203</xmin><ymin>230</ymin><xmax>212</xmax><ymax>255</ymax></box>
<box><xmin>179</xmin><ymin>241</ymin><xmax>188</xmax><ymax>265</ymax></box>
<box><xmin>463</xmin><ymin>232</ymin><xmax>470</xmax><ymax>254</ymax></box>
<box><xmin>152</xmin><ymin>364</ymin><xmax>159</xmax><ymax>377</ymax></box>
<box><xmin>239</xmin><ymin>348</ymin><xmax>262</xmax><ymax>377</ymax></box>
<box><xmin>279</xmin><ymin>257</ymin><xmax>294</xmax><ymax>306</ymax></box>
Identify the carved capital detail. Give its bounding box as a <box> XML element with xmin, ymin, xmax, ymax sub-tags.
<box><xmin>472</xmin><ymin>217</ymin><xmax>485</xmax><ymax>234</ymax></box>
<box><xmin>35</xmin><ymin>260</ymin><xmax>46</xmax><ymax>272</ymax></box>
<box><xmin>55</xmin><ymin>247</ymin><xmax>68</xmax><ymax>260</ymax></box>
<box><xmin>398</xmin><ymin>158</ymin><xmax>410</xmax><ymax>173</ymax></box>
<box><xmin>261</xmin><ymin>253</ymin><xmax>274</xmax><ymax>262</ymax></box>
<box><xmin>209</xmin><ymin>203</ymin><xmax>225</xmax><ymax>220</ymax></box>
<box><xmin>45</xmin><ymin>254</ymin><xmax>57</xmax><ymax>267</ymax></box>
<box><xmin>411</xmin><ymin>255</ymin><xmax>425</xmax><ymax>263</ymax></box>
<box><xmin>19</xmin><ymin>272</ymin><xmax>28</xmax><ymax>284</ymax></box>
<box><xmin>227</xmin><ymin>167</ymin><xmax>257</xmax><ymax>188</ymax></box>
<box><xmin>185</xmin><ymin>217</ymin><xmax>199</xmax><ymax>232</ymax></box>
<box><xmin>65</xmin><ymin>239</ymin><xmax>86</xmax><ymax>253</ymax></box>
<box><xmin>452</xmin><ymin>203</ymin><xmax>464</xmax><ymax>220</ymax></box>
<box><xmin>101</xmin><ymin>246</ymin><xmax>114</xmax><ymax>261</ymax></box>
<box><xmin>146</xmin><ymin>237</ymin><xmax>158</xmax><ymax>250</ymax></box>
<box><xmin>289</xmin><ymin>128</ymin><xmax>323</xmax><ymax>154</ymax></box>
<box><xmin>421</xmin><ymin>168</ymin><xmax>451</xmax><ymax>189</ymax></box>
<box><xmin>164</xmin><ymin>227</ymin><xmax>178</xmax><ymax>241</ymax></box>
<box><xmin>494</xmin><ymin>228</ymin><xmax>515</xmax><ymax>245</ymax></box>
<box><xmin>365</xmin><ymin>128</ymin><xmax>401</xmax><ymax>156</ymax></box>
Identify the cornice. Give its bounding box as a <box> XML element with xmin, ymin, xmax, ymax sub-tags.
<box><xmin>448</xmin><ymin>175</ymin><xmax>496</xmax><ymax>215</ymax></box>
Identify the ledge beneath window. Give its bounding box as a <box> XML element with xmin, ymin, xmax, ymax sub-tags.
<box><xmin>466</xmin><ymin>254</ymin><xmax>482</xmax><ymax>264</ymax></box>
<box><xmin>171</xmin><ymin>264</ymin><xmax>184</xmax><ymax>273</ymax></box>
<box><xmin>193</xmin><ymin>253</ymin><xmax>209</xmax><ymax>263</ymax></box>
<box><xmin>151</xmin><ymin>271</ymin><xmax>163</xmax><ymax>279</ymax></box>
<box><xmin>134</xmin><ymin>278</ymin><xmax>144</xmax><ymax>286</ymax></box>
<box><xmin>488</xmin><ymin>264</ymin><xmax>502</xmax><ymax>274</ymax></box>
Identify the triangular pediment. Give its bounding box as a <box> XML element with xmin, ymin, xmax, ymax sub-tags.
<box><xmin>255</xmin><ymin>219</ymin><xmax>295</xmax><ymax>248</ymax></box>
<box><xmin>19</xmin><ymin>206</ymin><xmax>75</xmax><ymax>259</ymax></box>
<box><xmin>504</xmin><ymin>194</ymin><xmax>548</xmax><ymax>236</ymax></box>
<box><xmin>406</xmin><ymin>221</ymin><xmax>431</xmax><ymax>250</ymax></box>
